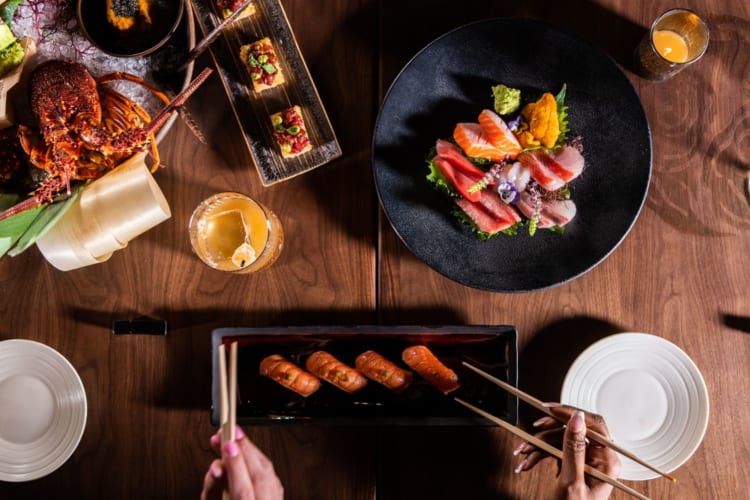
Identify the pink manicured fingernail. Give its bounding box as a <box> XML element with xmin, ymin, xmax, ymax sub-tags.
<box><xmin>235</xmin><ymin>425</ymin><xmax>244</xmax><ymax>439</ymax></box>
<box><xmin>514</xmin><ymin>459</ymin><xmax>527</xmax><ymax>474</ymax></box>
<box><xmin>570</xmin><ymin>410</ymin><xmax>585</xmax><ymax>432</ymax></box>
<box><xmin>533</xmin><ymin>416</ymin><xmax>552</xmax><ymax>427</ymax></box>
<box><xmin>210</xmin><ymin>433</ymin><xmax>221</xmax><ymax>447</ymax></box>
<box><xmin>224</xmin><ymin>440</ymin><xmax>240</xmax><ymax>458</ymax></box>
<box><xmin>513</xmin><ymin>442</ymin><xmax>526</xmax><ymax>456</ymax></box>
<box><xmin>542</xmin><ymin>402</ymin><xmax>561</xmax><ymax>407</ymax></box>
<box><xmin>210</xmin><ymin>462</ymin><xmax>222</xmax><ymax>479</ymax></box>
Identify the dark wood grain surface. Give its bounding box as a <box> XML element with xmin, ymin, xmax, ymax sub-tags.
<box><xmin>1</xmin><ymin>0</ymin><xmax>748</xmax><ymax>499</ymax></box>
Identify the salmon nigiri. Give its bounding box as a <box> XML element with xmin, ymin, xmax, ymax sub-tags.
<box><xmin>477</xmin><ymin>109</ymin><xmax>522</xmax><ymax>158</ymax></box>
<box><xmin>453</xmin><ymin>123</ymin><xmax>506</xmax><ymax>162</ymax></box>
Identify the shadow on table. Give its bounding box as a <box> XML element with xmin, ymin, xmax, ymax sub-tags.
<box><xmin>721</xmin><ymin>313</ymin><xmax>750</xmax><ymax>334</ymax></box>
<box><xmin>518</xmin><ymin>316</ymin><xmax>622</xmax><ymax>425</ymax></box>
<box><xmin>374</xmin><ymin>0</ymin><xmax>647</xmax><ymax>81</ymax></box>
<box><xmin>68</xmin><ymin>306</ymin><xmax>468</xmax><ymax>409</ymax></box>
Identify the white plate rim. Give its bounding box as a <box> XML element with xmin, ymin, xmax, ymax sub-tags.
<box><xmin>560</xmin><ymin>332</ymin><xmax>709</xmax><ymax>481</ymax></box>
<box><xmin>0</xmin><ymin>339</ymin><xmax>88</xmax><ymax>482</ymax></box>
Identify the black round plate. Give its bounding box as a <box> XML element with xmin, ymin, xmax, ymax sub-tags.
<box><xmin>372</xmin><ymin>18</ymin><xmax>652</xmax><ymax>293</ymax></box>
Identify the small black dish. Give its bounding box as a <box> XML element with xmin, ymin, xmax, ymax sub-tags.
<box><xmin>77</xmin><ymin>0</ymin><xmax>184</xmax><ymax>57</ymax></box>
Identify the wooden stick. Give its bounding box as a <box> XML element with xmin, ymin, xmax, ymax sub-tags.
<box><xmin>218</xmin><ymin>343</ymin><xmax>237</xmax><ymax>500</ymax></box>
<box><xmin>175</xmin><ymin>0</ymin><xmax>255</xmax><ymax>74</ymax></box>
<box><xmin>228</xmin><ymin>342</ymin><xmax>238</xmax><ymax>442</ymax></box>
<box><xmin>218</xmin><ymin>343</ymin><xmax>229</xmax><ymax>444</ymax></box>
<box><xmin>462</xmin><ymin>361</ymin><xmax>677</xmax><ymax>482</ymax></box>
<box><xmin>455</xmin><ymin>398</ymin><xmax>650</xmax><ymax>500</ymax></box>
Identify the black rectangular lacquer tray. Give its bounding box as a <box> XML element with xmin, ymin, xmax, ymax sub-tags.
<box><xmin>211</xmin><ymin>325</ymin><xmax>518</xmax><ymax>426</ymax></box>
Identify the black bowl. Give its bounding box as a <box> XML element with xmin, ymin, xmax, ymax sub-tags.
<box><xmin>77</xmin><ymin>0</ymin><xmax>184</xmax><ymax>57</ymax></box>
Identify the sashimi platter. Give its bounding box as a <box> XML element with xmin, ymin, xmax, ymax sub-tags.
<box><xmin>373</xmin><ymin>18</ymin><xmax>652</xmax><ymax>292</ymax></box>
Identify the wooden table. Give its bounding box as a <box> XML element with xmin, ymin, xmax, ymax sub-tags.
<box><xmin>1</xmin><ymin>0</ymin><xmax>748</xmax><ymax>498</ymax></box>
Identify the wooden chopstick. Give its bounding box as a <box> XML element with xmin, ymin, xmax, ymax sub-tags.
<box><xmin>218</xmin><ymin>343</ymin><xmax>229</xmax><ymax>443</ymax></box>
<box><xmin>176</xmin><ymin>0</ymin><xmax>255</xmax><ymax>74</ymax></box>
<box><xmin>218</xmin><ymin>342</ymin><xmax>238</xmax><ymax>500</ymax></box>
<box><xmin>455</xmin><ymin>398</ymin><xmax>650</xmax><ymax>500</ymax></box>
<box><xmin>228</xmin><ymin>342</ymin><xmax>238</xmax><ymax>442</ymax></box>
<box><xmin>461</xmin><ymin>361</ymin><xmax>677</xmax><ymax>482</ymax></box>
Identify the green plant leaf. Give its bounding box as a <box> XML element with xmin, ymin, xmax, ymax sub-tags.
<box><xmin>8</xmin><ymin>187</ymin><xmax>83</xmax><ymax>257</ymax></box>
<box><xmin>0</xmin><ymin>0</ymin><xmax>24</xmax><ymax>27</ymax></box>
<box><xmin>0</xmin><ymin>203</ymin><xmax>44</xmax><ymax>258</ymax></box>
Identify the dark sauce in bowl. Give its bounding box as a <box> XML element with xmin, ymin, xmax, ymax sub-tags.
<box><xmin>77</xmin><ymin>0</ymin><xmax>184</xmax><ymax>57</ymax></box>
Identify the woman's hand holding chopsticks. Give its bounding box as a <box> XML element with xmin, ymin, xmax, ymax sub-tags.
<box><xmin>514</xmin><ymin>404</ymin><xmax>622</xmax><ymax>500</ymax></box>
<box><xmin>201</xmin><ymin>425</ymin><xmax>284</xmax><ymax>500</ymax></box>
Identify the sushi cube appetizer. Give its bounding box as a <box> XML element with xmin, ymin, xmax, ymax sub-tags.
<box><xmin>240</xmin><ymin>37</ymin><xmax>285</xmax><ymax>92</ymax></box>
<box><xmin>270</xmin><ymin>105</ymin><xmax>312</xmax><ymax>158</ymax></box>
<box><xmin>217</xmin><ymin>0</ymin><xmax>255</xmax><ymax>19</ymax></box>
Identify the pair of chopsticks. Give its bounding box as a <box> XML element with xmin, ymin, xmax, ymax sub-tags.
<box><xmin>173</xmin><ymin>0</ymin><xmax>255</xmax><ymax>74</ymax></box>
<box><xmin>457</xmin><ymin>361</ymin><xmax>672</xmax><ymax>500</ymax></box>
<box><xmin>218</xmin><ymin>341</ymin><xmax>238</xmax><ymax>499</ymax></box>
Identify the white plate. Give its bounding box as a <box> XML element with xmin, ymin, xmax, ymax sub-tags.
<box><xmin>0</xmin><ymin>339</ymin><xmax>87</xmax><ymax>482</ymax></box>
<box><xmin>561</xmin><ymin>333</ymin><xmax>709</xmax><ymax>481</ymax></box>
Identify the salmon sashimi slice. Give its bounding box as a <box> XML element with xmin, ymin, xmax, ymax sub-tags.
<box><xmin>477</xmin><ymin>109</ymin><xmax>522</xmax><ymax>158</ymax></box>
<box><xmin>453</xmin><ymin>122</ymin><xmax>507</xmax><ymax>162</ymax></box>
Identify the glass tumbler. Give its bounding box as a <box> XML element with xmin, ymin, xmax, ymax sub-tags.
<box><xmin>634</xmin><ymin>8</ymin><xmax>709</xmax><ymax>80</ymax></box>
<box><xmin>189</xmin><ymin>192</ymin><xmax>284</xmax><ymax>273</ymax></box>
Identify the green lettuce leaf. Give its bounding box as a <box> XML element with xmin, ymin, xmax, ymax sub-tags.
<box><xmin>426</xmin><ymin>158</ymin><xmax>458</xmax><ymax>198</ymax></box>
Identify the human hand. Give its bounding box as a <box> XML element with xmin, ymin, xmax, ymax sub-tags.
<box><xmin>513</xmin><ymin>404</ymin><xmax>621</xmax><ymax>500</ymax></box>
<box><xmin>201</xmin><ymin>426</ymin><xmax>284</xmax><ymax>500</ymax></box>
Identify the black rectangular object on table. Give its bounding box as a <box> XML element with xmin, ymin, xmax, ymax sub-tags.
<box><xmin>211</xmin><ymin>325</ymin><xmax>518</xmax><ymax>426</ymax></box>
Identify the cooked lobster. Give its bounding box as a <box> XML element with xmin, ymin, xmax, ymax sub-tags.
<box><xmin>0</xmin><ymin>61</ymin><xmax>211</xmax><ymax>221</ymax></box>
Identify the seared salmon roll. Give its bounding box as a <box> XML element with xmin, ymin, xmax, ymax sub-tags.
<box><xmin>402</xmin><ymin>345</ymin><xmax>460</xmax><ymax>394</ymax></box>
<box><xmin>260</xmin><ymin>354</ymin><xmax>321</xmax><ymax>397</ymax></box>
<box><xmin>355</xmin><ymin>350</ymin><xmax>412</xmax><ymax>393</ymax></box>
<box><xmin>305</xmin><ymin>351</ymin><xmax>367</xmax><ymax>393</ymax></box>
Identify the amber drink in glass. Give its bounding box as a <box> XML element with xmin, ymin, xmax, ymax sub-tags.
<box><xmin>189</xmin><ymin>192</ymin><xmax>284</xmax><ymax>273</ymax></box>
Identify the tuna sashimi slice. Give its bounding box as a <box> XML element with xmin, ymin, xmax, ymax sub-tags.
<box><xmin>518</xmin><ymin>151</ymin><xmax>566</xmax><ymax>191</ymax></box>
<box><xmin>433</xmin><ymin>156</ymin><xmax>482</xmax><ymax>202</ymax></box>
<box><xmin>435</xmin><ymin>139</ymin><xmax>486</xmax><ymax>178</ymax></box>
<box><xmin>455</xmin><ymin>198</ymin><xmax>516</xmax><ymax>233</ymax></box>
<box><xmin>478</xmin><ymin>109</ymin><xmax>522</xmax><ymax>158</ymax></box>
<box><xmin>476</xmin><ymin>189</ymin><xmax>522</xmax><ymax>224</ymax></box>
<box><xmin>453</xmin><ymin>123</ymin><xmax>506</xmax><ymax>162</ymax></box>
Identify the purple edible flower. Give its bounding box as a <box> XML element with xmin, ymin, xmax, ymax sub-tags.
<box><xmin>497</xmin><ymin>181</ymin><xmax>519</xmax><ymax>204</ymax></box>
